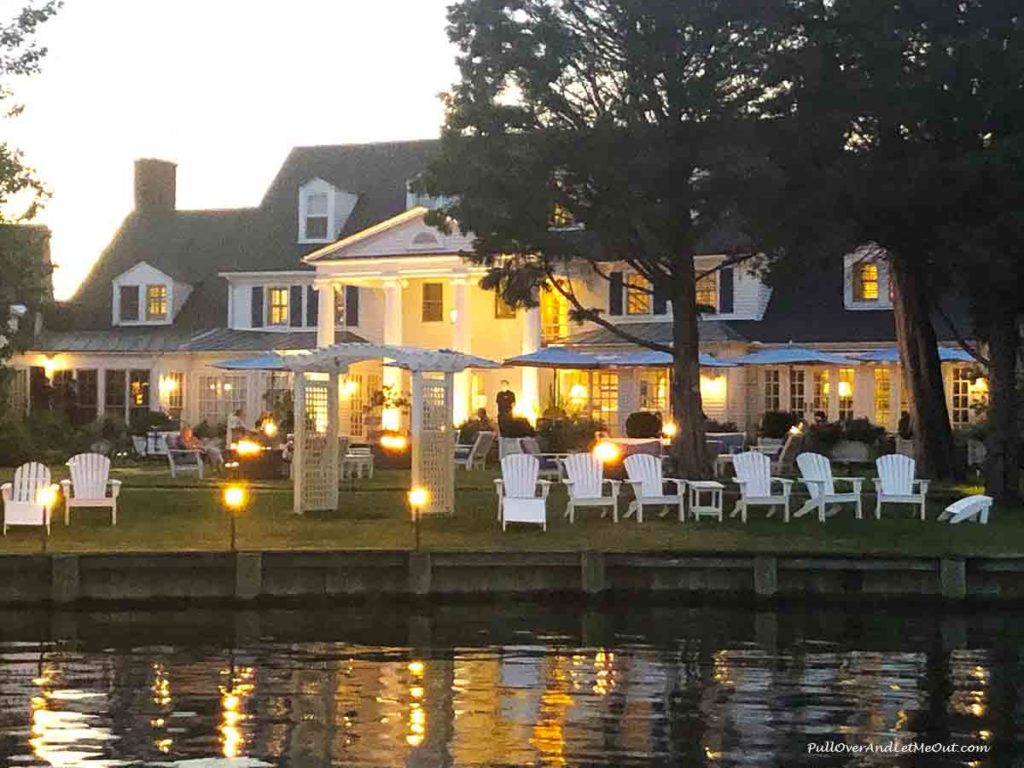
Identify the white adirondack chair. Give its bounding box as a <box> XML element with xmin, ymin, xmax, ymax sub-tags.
<box><xmin>623</xmin><ymin>453</ymin><xmax>686</xmax><ymax>523</ymax></box>
<box><xmin>873</xmin><ymin>454</ymin><xmax>929</xmax><ymax>521</ymax></box>
<box><xmin>60</xmin><ymin>453</ymin><xmax>122</xmax><ymax>525</ymax></box>
<box><xmin>795</xmin><ymin>452</ymin><xmax>864</xmax><ymax>522</ymax></box>
<box><xmin>938</xmin><ymin>494</ymin><xmax>993</xmax><ymax>525</ymax></box>
<box><xmin>561</xmin><ymin>453</ymin><xmax>621</xmax><ymax>523</ymax></box>
<box><xmin>498</xmin><ymin>437</ymin><xmax>522</xmax><ymax>459</ymax></box>
<box><xmin>1</xmin><ymin>462</ymin><xmax>55</xmax><ymax>535</ymax></box>
<box><xmin>520</xmin><ymin>436</ymin><xmax>566</xmax><ymax>480</ymax></box>
<box><xmin>731</xmin><ymin>451</ymin><xmax>793</xmax><ymax>523</ymax></box>
<box><xmin>495</xmin><ymin>454</ymin><xmax>551</xmax><ymax>530</ymax></box>
<box><xmin>167</xmin><ymin>447</ymin><xmax>204</xmax><ymax>479</ymax></box>
<box><xmin>454</xmin><ymin>430</ymin><xmax>494</xmax><ymax>470</ymax></box>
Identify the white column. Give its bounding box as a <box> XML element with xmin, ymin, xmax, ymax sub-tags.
<box><xmin>96</xmin><ymin>368</ymin><xmax>106</xmax><ymax>420</ymax></box>
<box><xmin>382</xmin><ymin>278</ymin><xmax>404</xmax><ymax>430</ymax></box>
<box><xmin>519</xmin><ymin>306</ymin><xmax>542</xmax><ymax>422</ymax></box>
<box><xmin>316</xmin><ymin>281</ymin><xmax>335</xmax><ymax>348</ymax></box>
<box><xmin>451</xmin><ymin>276</ymin><xmax>471</xmax><ymax>426</ymax></box>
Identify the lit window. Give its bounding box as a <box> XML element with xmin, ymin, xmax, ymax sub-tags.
<box><xmin>494</xmin><ymin>291</ymin><xmax>516</xmax><ymax>319</ymax></box>
<box><xmin>838</xmin><ymin>368</ymin><xmax>855</xmax><ymax>420</ymax></box>
<box><xmin>592</xmin><ymin>372</ymin><xmax>618</xmax><ymax>424</ymax></box>
<box><xmin>639</xmin><ymin>370</ymin><xmax>669</xmax><ymax>412</ymax></box>
<box><xmin>813</xmin><ymin>370</ymin><xmax>830</xmax><ymax>415</ymax></box>
<box><xmin>789</xmin><ymin>369</ymin><xmax>806</xmax><ymax>414</ymax></box>
<box><xmin>145</xmin><ymin>285</ymin><xmax>167</xmax><ymax>321</ymax></box>
<box><xmin>305</xmin><ymin>191</ymin><xmax>329</xmax><ymax>240</ymax></box>
<box><xmin>853</xmin><ymin>262</ymin><xmax>879</xmax><ymax>301</ymax></box>
<box><xmin>626</xmin><ymin>274</ymin><xmax>651</xmax><ymax>315</ymax></box>
<box><xmin>874</xmin><ymin>368</ymin><xmax>892</xmax><ymax>427</ymax></box>
<box><xmin>696</xmin><ymin>271</ymin><xmax>718</xmax><ymax>313</ymax></box>
<box><xmin>550</xmin><ymin>203</ymin><xmax>574</xmax><ymax>229</ymax></box>
<box><xmin>763</xmin><ymin>369</ymin><xmax>781</xmax><ymax>411</ymax></box>
<box><xmin>422</xmin><ymin>283</ymin><xmax>443</xmax><ymax>322</ymax></box>
<box><xmin>540</xmin><ymin>286</ymin><xmax>569</xmax><ymax>342</ymax></box>
<box><xmin>951</xmin><ymin>367</ymin><xmax>971</xmax><ymax>427</ymax></box>
<box><xmin>268</xmin><ymin>288</ymin><xmax>289</xmax><ymax>326</ymax></box>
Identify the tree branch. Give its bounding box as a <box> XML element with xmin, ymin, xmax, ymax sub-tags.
<box><xmin>933</xmin><ymin>300</ymin><xmax>989</xmax><ymax>367</ymax></box>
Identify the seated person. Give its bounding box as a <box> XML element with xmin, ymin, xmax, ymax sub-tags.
<box><xmin>179</xmin><ymin>423</ymin><xmax>223</xmax><ymax>470</ymax></box>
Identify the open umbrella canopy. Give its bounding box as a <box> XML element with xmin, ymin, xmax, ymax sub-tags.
<box><xmin>854</xmin><ymin>346</ymin><xmax>976</xmax><ymax>364</ymax></box>
<box><xmin>503</xmin><ymin>347</ymin><xmax>607</xmax><ymax>368</ymax></box>
<box><xmin>605</xmin><ymin>350</ymin><xmax>735</xmax><ymax>368</ymax></box>
<box><xmin>724</xmin><ymin>346</ymin><xmax>860</xmax><ymax>366</ymax></box>
<box><xmin>214</xmin><ymin>353</ymin><xmax>289</xmax><ymax>370</ymax></box>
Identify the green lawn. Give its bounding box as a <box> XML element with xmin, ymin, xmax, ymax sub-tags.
<box><xmin>0</xmin><ymin>464</ymin><xmax>1019</xmax><ymax>557</ymax></box>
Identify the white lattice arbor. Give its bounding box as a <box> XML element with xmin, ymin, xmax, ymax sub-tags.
<box><xmin>285</xmin><ymin>344</ymin><xmax>498</xmax><ymax>516</ymax></box>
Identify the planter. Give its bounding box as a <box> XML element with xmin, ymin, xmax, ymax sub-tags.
<box><xmin>831</xmin><ymin>439</ymin><xmax>873</xmax><ymax>463</ymax></box>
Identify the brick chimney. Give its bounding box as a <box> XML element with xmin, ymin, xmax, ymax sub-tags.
<box><xmin>134</xmin><ymin>158</ymin><xmax>176</xmax><ymax>213</ymax></box>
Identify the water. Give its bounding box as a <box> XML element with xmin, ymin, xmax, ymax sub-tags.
<box><xmin>0</xmin><ymin>601</ymin><xmax>1021</xmax><ymax>767</ymax></box>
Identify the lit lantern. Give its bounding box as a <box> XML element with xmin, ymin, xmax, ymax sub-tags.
<box><xmin>261</xmin><ymin>420</ymin><xmax>279</xmax><ymax>438</ymax></box>
<box><xmin>837</xmin><ymin>380</ymin><xmax>853</xmax><ymax>399</ymax></box>
<box><xmin>569</xmin><ymin>383</ymin><xmax>588</xmax><ymax>401</ymax></box>
<box><xmin>661</xmin><ymin>421</ymin><xmax>678</xmax><ymax>439</ymax></box>
<box><xmin>234</xmin><ymin>439</ymin><xmax>263</xmax><ymax>457</ymax></box>
<box><xmin>381</xmin><ymin>433</ymin><xmax>409</xmax><ymax>451</ymax></box>
<box><xmin>593</xmin><ymin>441</ymin><xmax>621</xmax><ymax>464</ymax></box>
<box><xmin>407</xmin><ymin>486</ymin><xmax>429</xmax><ymax>510</ymax></box>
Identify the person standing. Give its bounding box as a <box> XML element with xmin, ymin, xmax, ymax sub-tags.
<box><xmin>496</xmin><ymin>380</ymin><xmax>516</xmax><ymax>433</ymax></box>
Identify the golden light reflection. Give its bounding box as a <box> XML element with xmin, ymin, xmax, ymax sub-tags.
<box><xmin>592</xmin><ymin>650</ymin><xmax>616</xmax><ymax>697</ymax></box>
<box><xmin>406</xmin><ymin>659</ymin><xmax>427</xmax><ymax>748</ymax></box>
<box><xmin>219</xmin><ymin>666</ymin><xmax>255</xmax><ymax>759</ymax></box>
<box><xmin>530</xmin><ymin>661</ymin><xmax>573</xmax><ymax>768</ymax></box>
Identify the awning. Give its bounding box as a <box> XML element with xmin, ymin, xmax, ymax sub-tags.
<box><xmin>724</xmin><ymin>346</ymin><xmax>861</xmax><ymax>366</ymax></box>
<box><xmin>854</xmin><ymin>346</ymin><xmax>977</xmax><ymax>364</ymax></box>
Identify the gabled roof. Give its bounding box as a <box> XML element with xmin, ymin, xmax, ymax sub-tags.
<box><xmin>58</xmin><ymin>139</ymin><xmax>440</xmax><ymax>332</ymax></box>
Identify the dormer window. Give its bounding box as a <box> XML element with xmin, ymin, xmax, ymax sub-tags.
<box><xmin>853</xmin><ymin>261</ymin><xmax>879</xmax><ymax>301</ymax></box>
<box><xmin>145</xmin><ymin>284</ymin><xmax>167</xmax><ymax>321</ymax></box>
<box><xmin>626</xmin><ymin>274</ymin><xmax>651</xmax><ymax>315</ymax></box>
<box><xmin>304</xmin><ymin>192</ymin><xmax>329</xmax><ymax>240</ymax></box>
<box><xmin>696</xmin><ymin>271</ymin><xmax>718</xmax><ymax>313</ymax></box>
<box><xmin>119</xmin><ymin>286</ymin><xmax>140</xmax><ymax>322</ymax></box>
<box><xmin>268</xmin><ymin>287</ymin><xmax>289</xmax><ymax>326</ymax></box>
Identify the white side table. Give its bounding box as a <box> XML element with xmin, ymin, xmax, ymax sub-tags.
<box><xmin>688</xmin><ymin>480</ymin><xmax>725</xmax><ymax>522</ymax></box>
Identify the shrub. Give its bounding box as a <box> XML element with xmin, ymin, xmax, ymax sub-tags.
<box><xmin>806</xmin><ymin>421</ymin><xmax>843</xmax><ymax>452</ymax></box>
<box><xmin>128</xmin><ymin>410</ymin><xmax>177</xmax><ymax>436</ymax></box>
<box><xmin>194</xmin><ymin>420</ymin><xmax>225</xmax><ymax>440</ymax></box>
<box><xmin>842</xmin><ymin>417</ymin><xmax>885</xmax><ymax>446</ymax></box>
<box><xmin>500</xmin><ymin>416</ymin><xmax>536</xmax><ymax>438</ymax></box>
<box><xmin>536</xmin><ymin>415</ymin><xmax>604</xmax><ymax>452</ymax></box>
<box><xmin>625</xmin><ymin>411</ymin><xmax>662</xmax><ymax>438</ymax></box>
<box><xmin>705</xmin><ymin>419</ymin><xmax>739</xmax><ymax>433</ymax></box>
<box><xmin>760</xmin><ymin>410</ymin><xmax>801</xmax><ymax>439</ymax></box>
<box><xmin>0</xmin><ymin>417</ymin><xmax>32</xmax><ymax>466</ymax></box>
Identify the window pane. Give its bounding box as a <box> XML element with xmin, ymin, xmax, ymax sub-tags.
<box><xmin>494</xmin><ymin>291</ymin><xmax>516</xmax><ymax>319</ymax></box>
<box><xmin>269</xmin><ymin>287</ymin><xmax>289</xmax><ymax>325</ymax></box>
<box><xmin>119</xmin><ymin>286</ymin><xmax>139</xmax><ymax>321</ymax></box>
<box><xmin>763</xmin><ymin>369</ymin><xmax>780</xmax><ymax>412</ymax></box>
<box><xmin>305</xmin><ymin>216</ymin><xmax>328</xmax><ymax>240</ymax></box>
<box><xmin>334</xmin><ymin>285</ymin><xmax>346</xmax><ymax>326</ymax></box>
<box><xmin>854</xmin><ymin>262</ymin><xmax>879</xmax><ymax>301</ymax></box>
<box><xmin>639</xmin><ymin>370</ymin><xmax>669</xmax><ymax>413</ymax></box>
<box><xmin>146</xmin><ymin>284</ymin><xmax>167</xmax><ymax>321</ymax></box>
<box><xmin>129</xmin><ymin>369</ymin><xmax>151</xmax><ymax>420</ymax></box>
<box><xmin>75</xmin><ymin>369</ymin><xmax>98</xmax><ymax>426</ymax></box>
<box><xmin>105</xmin><ymin>369</ymin><xmax>127</xmax><ymax>420</ymax></box>
<box><xmin>307</xmin><ymin>192</ymin><xmax>328</xmax><ymax>216</ymax></box>
<box><xmin>422</xmin><ymin>283</ymin><xmax>443</xmax><ymax>322</ymax></box>
<box><xmin>838</xmin><ymin>368</ymin><xmax>854</xmax><ymax>420</ymax></box>
<box><xmin>813</xmin><ymin>370</ymin><xmax>830</xmax><ymax>416</ymax></box>
<box><xmin>789</xmin><ymin>369</ymin><xmax>806</xmax><ymax>414</ymax></box>
<box><xmin>540</xmin><ymin>286</ymin><xmax>569</xmax><ymax>342</ymax></box>
<box><xmin>873</xmin><ymin>368</ymin><xmax>891</xmax><ymax>427</ymax></box>
<box><xmin>951</xmin><ymin>367</ymin><xmax>971</xmax><ymax>427</ymax></box>
<box><xmin>626</xmin><ymin>274</ymin><xmax>650</xmax><ymax>315</ymax></box>
<box><xmin>696</xmin><ymin>271</ymin><xmax>718</xmax><ymax>312</ymax></box>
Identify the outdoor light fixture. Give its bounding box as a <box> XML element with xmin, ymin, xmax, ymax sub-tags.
<box><xmin>261</xmin><ymin>420</ymin><xmax>279</xmax><ymax>438</ymax></box>
<box><xmin>341</xmin><ymin>379</ymin><xmax>358</xmax><ymax>398</ymax></box>
<box><xmin>41</xmin><ymin>356</ymin><xmax>60</xmax><ymax>381</ymax></box>
<box><xmin>222</xmin><ymin>483</ymin><xmax>248</xmax><ymax>552</ymax></box>
<box><xmin>788</xmin><ymin>424</ymin><xmax>803</xmax><ymax>435</ymax></box>
<box><xmin>593</xmin><ymin>441</ymin><xmax>621</xmax><ymax>464</ymax></box>
<box><xmin>381</xmin><ymin>433</ymin><xmax>409</xmax><ymax>451</ymax></box>
<box><xmin>569</xmin><ymin>383</ymin><xmax>587</xmax><ymax>401</ymax></box>
<box><xmin>837</xmin><ymin>381</ymin><xmax>853</xmax><ymax>399</ymax></box>
<box><xmin>408</xmin><ymin>486</ymin><xmax>430</xmax><ymax>551</ymax></box>
<box><xmin>661</xmin><ymin>421</ymin><xmax>678</xmax><ymax>439</ymax></box>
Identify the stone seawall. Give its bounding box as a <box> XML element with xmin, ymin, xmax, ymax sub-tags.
<box><xmin>2</xmin><ymin>550</ymin><xmax>1023</xmax><ymax>605</ymax></box>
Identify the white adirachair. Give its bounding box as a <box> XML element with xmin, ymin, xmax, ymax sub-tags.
<box><xmin>731</xmin><ymin>451</ymin><xmax>793</xmax><ymax>523</ymax></box>
<box><xmin>623</xmin><ymin>454</ymin><xmax>685</xmax><ymax>523</ymax></box>
<box><xmin>1</xmin><ymin>462</ymin><xmax>54</xmax><ymax>535</ymax></box>
<box><xmin>795</xmin><ymin>452</ymin><xmax>863</xmax><ymax>522</ymax></box>
<box><xmin>561</xmin><ymin>453</ymin><xmax>620</xmax><ymax>523</ymax></box>
<box><xmin>938</xmin><ymin>494</ymin><xmax>993</xmax><ymax>525</ymax></box>
<box><xmin>61</xmin><ymin>453</ymin><xmax>121</xmax><ymax>526</ymax></box>
<box><xmin>495</xmin><ymin>454</ymin><xmax>551</xmax><ymax>530</ymax></box>
<box><xmin>873</xmin><ymin>454</ymin><xmax>929</xmax><ymax>521</ymax></box>
<box><xmin>454</xmin><ymin>430</ymin><xmax>495</xmax><ymax>471</ymax></box>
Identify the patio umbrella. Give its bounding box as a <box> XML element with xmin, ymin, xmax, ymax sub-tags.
<box><xmin>503</xmin><ymin>347</ymin><xmax>607</xmax><ymax>368</ymax></box>
<box><xmin>853</xmin><ymin>346</ymin><xmax>976</xmax><ymax>364</ymax></box>
<box><xmin>724</xmin><ymin>346</ymin><xmax>860</xmax><ymax>366</ymax></box>
<box><xmin>603</xmin><ymin>350</ymin><xmax>735</xmax><ymax>368</ymax></box>
<box><xmin>214</xmin><ymin>353</ymin><xmax>290</xmax><ymax>370</ymax></box>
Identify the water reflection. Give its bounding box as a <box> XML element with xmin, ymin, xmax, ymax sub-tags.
<box><xmin>0</xmin><ymin>605</ymin><xmax>1020</xmax><ymax>766</ymax></box>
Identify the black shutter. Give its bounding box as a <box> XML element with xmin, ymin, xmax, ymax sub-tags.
<box><xmin>289</xmin><ymin>286</ymin><xmax>303</xmax><ymax>327</ymax></box>
<box><xmin>250</xmin><ymin>286</ymin><xmax>264</xmax><ymax>328</ymax></box>
<box><xmin>306</xmin><ymin>286</ymin><xmax>318</xmax><ymax>327</ymax></box>
<box><xmin>608</xmin><ymin>272</ymin><xmax>623</xmax><ymax>315</ymax></box>
<box><xmin>653</xmin><ymin>282</ymin><xmax>668</xmax><ymax>315</ymax></box>
<box><xmin>345</xmin><ymin>285</ymin><xmax>359</xmax><ymax>326</ymax></box>
<box><xmin>719</xmin><ymin>267</ymin><xmax>734</xmax><ymax>314</ymax></box>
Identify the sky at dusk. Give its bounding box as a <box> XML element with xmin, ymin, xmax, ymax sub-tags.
<box><xmin>1</xmin><ymin>0</ymin><xmax>458</xmax><ymax>298</ymax></box>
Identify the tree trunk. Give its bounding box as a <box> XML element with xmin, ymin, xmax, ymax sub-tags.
<box><xmin>889</xmin><ymin>256</ymin><xmax>960</xmax><ymax>480</ymax></box>
<box><xmin>983</xmin><ymin>308</ymin><xmax>1020</xmax><ymax>503</ymax></box>
<box><xmin>669</xmin><ymin>261</ymin><xmax>711</xmax><ymax>479</ymax></box>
